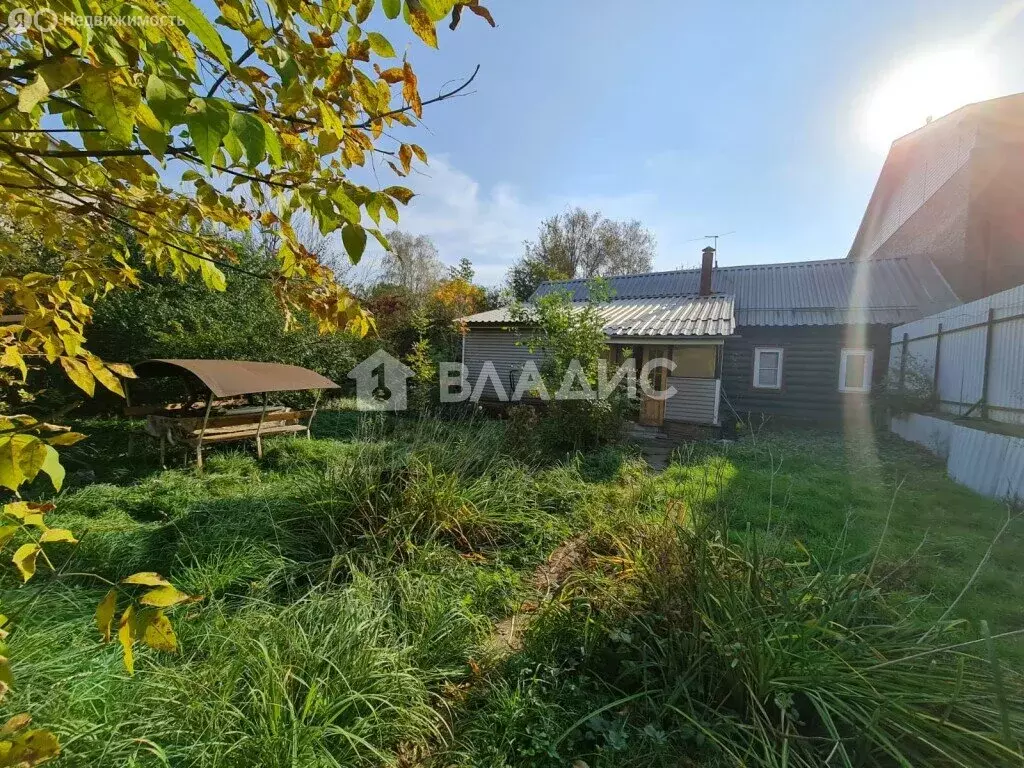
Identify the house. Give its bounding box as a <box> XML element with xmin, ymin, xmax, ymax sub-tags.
<box><xmin>459</xmin><ymin>248</ymin><xmax>959</xmax><ymax>431</ymax></box>
<box><xmin>848</xmin><ymin>92</ymin><xmax>1024</xmax><ymax>302</ymax></box>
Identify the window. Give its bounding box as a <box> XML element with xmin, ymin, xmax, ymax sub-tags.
<box><xmin>672</xmin><ymin>346</ymin><xmax>717</xmax><ymax>378</ymax></box>
<box><xmin>839</xmin><ymin>348</ymin><xmax>874</xmax><ymax>393</ymax></box>
<box><xmin>752</xmin><ymin>347</ymin><xmax>783</xmax><ymax>389</ymax></box>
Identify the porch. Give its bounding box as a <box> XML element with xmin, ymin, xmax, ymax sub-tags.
<box><xmin>610</xmin><ymin>341</ymin><xmax>724</xmax><ymax>429</ymax></box>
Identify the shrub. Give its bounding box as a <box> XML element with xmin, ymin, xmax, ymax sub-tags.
<box><xmin>877</xmin><ymin>354</ymin><xmax>938</xmax><ymax>416</ymax></box>
<box><xmin>510</xmin><ymin>281</ymin><xmax>631</xmax><ymax>453</ymax></box>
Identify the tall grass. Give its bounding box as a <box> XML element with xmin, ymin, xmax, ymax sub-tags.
<box><xmin>454</xmin><ymin>506</ymin><xmax>1024</xmax><ymax>766</ymax></box>
<box><xmin>2</xmin><ymin>415</ymin><xmax>1021</xmax><ymax>766</ymax></box>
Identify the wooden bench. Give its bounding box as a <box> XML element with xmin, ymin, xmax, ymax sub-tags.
<box><xmin>148</xmin><ymin>408</ymin><xmax>315</xmax><ymax>467</ymax></box>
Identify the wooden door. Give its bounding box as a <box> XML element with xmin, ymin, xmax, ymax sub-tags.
<box><xmin>638</xmin><ymin>346</ymin><xmax>667</xmax><ymax>426</ymax></box>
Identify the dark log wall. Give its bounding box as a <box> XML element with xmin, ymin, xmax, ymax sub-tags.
<box><xmin>720</xmin><ymin>325</ymin><xmax>891</xmax><ymax>423</ymax></box>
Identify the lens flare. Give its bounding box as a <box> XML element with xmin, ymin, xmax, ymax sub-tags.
<box><xmin>862</xmin><ymin>48</ymin><xmax>999</xmax><ymax>153</ymax></box>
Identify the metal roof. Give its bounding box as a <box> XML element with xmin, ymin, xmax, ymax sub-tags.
<box><xmin>461</xmin><ymin>294</ymin><xmax>735</xmax><ymax>338</ymax></box>
<box><xmin>530</xmin><ymin>256</ymin><xmax>959</xmax><ymax>327</ymax></box>
<box><xmin>133</xmin><ymin>359</ymin><xmax>339</xmax><ymax>397</ymax></box>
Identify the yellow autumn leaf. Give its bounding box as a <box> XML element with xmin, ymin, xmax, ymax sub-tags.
<box><xmin>121</xmin><ymin>572</ymin><xmax>171</xmax><ymax>587</ymax></box>
<box><xmin>6</xmin><ymin>726</ymin><xmax>61</xmax><ymax>765</ymax></box>
<box><xmin>105</xmin><ymin>362</ymin><xmax>137</xmax><ymax>379</ymax></box>
<box><xmin>0</xmin><ymin>526</ymin><xmax>17</xmax><ymax>549</ymax></box>
<box><xmin>95</xmin><ymin>590</ymin><xmax>117</xmax><ymax>643</ymax></box>
<box><xmin>0</xmin><ymin>713</ymin><xmax>31</xmax><ymax>736</ymax></box>
<box><xmin>59</xmin><ymin>357</ymin><xmax>95</xmax><ymax>396</ymax></box>
<box><xmin>46</xmin><ymin>432</ymin><xmax>86</xmax><ymax>447</ymax></box>
<box><xmin>139</xmin><ymin>585</ymin><xmax>192</xmax><ymax>608</ymax></box>
<box><xmin>85</xmin><ymin>357</ymin><xmax>124</xmax><ymax>397</ymax></box>
<box><xmin>406</xmin><ymin>0</ymin><xmax>438</xmax><ymax>47</ymax></box>
<box><xmin>12</xmin><ymin>544</ymin><xmax>39</xmax><ymax>582</ymax></box>
<box><xmin>1</xmin><ymin>503</ymin><xmax>30</xmax><ymax>521</ymax></box>
<box><xmin>39</xmin><ymin>529</ymin><xmax>77</xmax><ymax>544</ymax></box>
<box><xmin>118</xmin><ymin>606</ymin><xmax>135</xmax><ymax>675</ymax></box>
<box><xmin>140</xmin><ymin>609</ymin><xmax>177</xmax><ymax>653</ymax></box>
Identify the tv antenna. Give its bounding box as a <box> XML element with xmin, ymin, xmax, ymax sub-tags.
<box><xmin>681</xmin><ymin>231</ymin><xmax>735</xmax><ymax>268</ymax></box>
<box><xmin>703</xmin><ymin>231</ymin><xmax>735</xmax><ymax>250</ymax></box>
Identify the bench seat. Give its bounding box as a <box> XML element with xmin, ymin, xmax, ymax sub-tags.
<box><xmin>195</xmin><ymin>423</ymin><xmax>307</xmax><ymax>444</ymax></box>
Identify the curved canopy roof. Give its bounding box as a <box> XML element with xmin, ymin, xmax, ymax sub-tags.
<box><xmin>133</xmin><ymin>359</ymin><xmax>339</xmax><ymax>397</ymax></box>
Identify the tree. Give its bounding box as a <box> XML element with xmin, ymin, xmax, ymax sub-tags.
<box><xmin>379</xmin><ymin>231</ymin><xmax>445</xmax><ymax>297</ymax></box>
<box><xmin>0</xmin><ymin>0</ymin><xmax>494</xmax><ymax>740</ymax></box>
<box><xmin>450</xmin><ymin>256</ymin><xmax>475</xmax><ymax>282</ymax></box>
<box><xmin>509</xmin><ymin>279</ymin><xmax>630</xmax><ymax>450</ymax></box>
<box><xmin>0</xmin><ymin>0</ymin><xmax>494</xmax><ymax>489</ymax></box>
<box><xmin>506</xmin><ymin>254</ymin><xmax>568</xmax><ymax>302</ymax></box>
<box><xmin>506</xmin><ymin>207</ymin><xmax>656</xmax><ymax>299</ymax></box>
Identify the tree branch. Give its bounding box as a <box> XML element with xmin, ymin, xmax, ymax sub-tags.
<box><xmin>352</xmin><ymin>64</ymin><xmax>480</xmax><ymax>129</ymax></box>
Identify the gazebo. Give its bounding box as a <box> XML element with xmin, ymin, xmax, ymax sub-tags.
<box><xmin>130</xmin><ymin>359</ymin><xmax>339</xmax><ymax>467</ymax></box>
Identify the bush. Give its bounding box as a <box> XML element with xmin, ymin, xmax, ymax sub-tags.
<box><xmin>877</xmin><ymin>354</ymin><xmax>938</xmax><ymax>416</ymax></box>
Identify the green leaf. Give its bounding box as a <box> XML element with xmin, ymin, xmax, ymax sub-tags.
<box><xmin>367</xmin><ymin>32</ymin><xmax>397</xmax><ymax>58</ymax></box>
<box><xmin>138</xmin><ymin>124</ymin><xmax>169</xmax><ymax>161</ymax></box>
<box><xmin>229</xmin><ymin>112</ymin><xmax>266</xmax><ymax>167</ymax></box>
<box><xmin>167</xmin><ymin>0</ymin><xmax>231</xmax><ymax>68</ymax></box>
<box><xmin>222</xmin><ymin>129</ymin><xmax>244</xmax><ymax>164</ymax></box>
<box><xmin>186</xmin><ymin>98</ymin><xmax>232</xmax><ymax>169</ymax></box>
<box><xmin>342</xmin><ymin>224</ymin><xmax>368</xmax><ymax>264</ymax></box>
<box><xmin>262</xmin><ymin>119</ymin><xmax>282</xmax><ymax>166</ymax></box>
<box><xmin>331</xmin><ymin>188</ymin><xmax>362</xmax><ymax>225</ymax></box>
<box><xmin>146</xmin><ymin>73</ymin><xmax>187</xmax><ymax>126</ymax></box>
<box><xmin>200</xmin><ymin>262</ymin><xmax>227</xmax><ymax>292</ymax></box>
<box><xmin>17</xmin><ymin>76</ymin><xmax>50</xmax><ymax>113</ymax></box>
<box><xmin>382</xmin><ymin>0</ymin><xmax>402</xmax><ymax>19</ymax></box>
<box><xmin>78</xmin><ymin>68</ymin><xmax>141</xmax><ymax>145</ymax></box>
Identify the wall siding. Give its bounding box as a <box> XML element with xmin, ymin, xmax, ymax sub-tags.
<box><xmin>665</xmin><ymin>377</ymin><xmax>718</xmax><ymax>424</ymax></box>
<box><xmin>721</xmin><ymin>326</ymin><xmax>891</xmax><ymax>422</ymax></box>
<box><xmin>463</xmin><ymin>328</ymin><xmax>544</xmax><ymax>400</ymax></box>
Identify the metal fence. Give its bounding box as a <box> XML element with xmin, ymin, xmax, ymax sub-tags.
<box><xmin>888</xmin><ymin>284</ymin><xmax>1024</xmax><ymax>426</ymax></box>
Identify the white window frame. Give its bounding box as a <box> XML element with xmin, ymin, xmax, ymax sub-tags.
<box><xmin>752</xmin><ymin>347</ymin><xmax>784</xmax><ymax>390</ymax></box>
<box><xmin>839</xmin><ymin>348</ymin><xmax>874</xmax><ymax>393</ymax></box>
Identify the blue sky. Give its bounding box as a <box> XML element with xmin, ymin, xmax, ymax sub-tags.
<box><xmin>354</xmin><ymin>0</ymin><xmax>1024</xmax><ymax>285</ymax></box>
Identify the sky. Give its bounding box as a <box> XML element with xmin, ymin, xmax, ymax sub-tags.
<box><xmin>348</xmin><ymin>0</ymin><xmax>1024</xmax><ymax>286</ymax></box>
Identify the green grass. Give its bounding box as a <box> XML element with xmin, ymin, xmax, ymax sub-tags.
<box><xmin>1</xmin><ymin>414</ymin><xmax>1021</xmax><ymax>766</ymax></box>
<box><xmin>661</xmin><ymin>428</ymin><xmax>1024</xmax><ymax>641</ymax></box>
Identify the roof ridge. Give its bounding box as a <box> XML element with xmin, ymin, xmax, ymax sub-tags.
<box><xmin>536</xmin><ymin>255</ymin><xmax>914</xmax><ymax>291</ymax></box>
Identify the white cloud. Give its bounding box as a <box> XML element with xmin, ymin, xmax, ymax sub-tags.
<box><xmin>370</xmin><ymin>155</ymin><xmax>704</xmax><ymax>286</ymax></box>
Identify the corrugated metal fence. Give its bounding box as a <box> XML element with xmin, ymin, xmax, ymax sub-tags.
<box><xmin>888</xmin><ymin>284</ymin><xmax>1024</xmax><ymax>426</ymax></box>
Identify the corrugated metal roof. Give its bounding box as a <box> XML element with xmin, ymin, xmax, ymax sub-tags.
<box><xmin>461</xmin><ymin>294</ymin><xmax>735</xmax><ymax>337</ymax></box>
<box><xmin>530</xmin><ymin>256</ymin><xmax>959</xmax><ymax>327</ymax></box>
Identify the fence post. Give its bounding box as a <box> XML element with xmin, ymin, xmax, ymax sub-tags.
<box><xmin>933</xmin><ymin>322</ymin><xmax>942</xmax><ymax>392</ymax></box>
<box><xmin>981</xmin><ymin>307</ymin><xmax>995</xmax><ymax>420</ymax></box>
<box><xmin>899</xmin><ymin>332</ymin><xmax>909</xmax><ymax>391</ymax></box>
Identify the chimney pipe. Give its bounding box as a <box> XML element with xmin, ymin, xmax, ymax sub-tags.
<box><xmin>700</xmin><ymin>246</ymin><xmax>715</xmax><ymax>296</ymax></box>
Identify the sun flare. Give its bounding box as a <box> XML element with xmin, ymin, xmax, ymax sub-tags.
<box><xmin>863</xmin><ymin>48</ymin><xmax>999</xmax><ymax>152</ymax></box>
